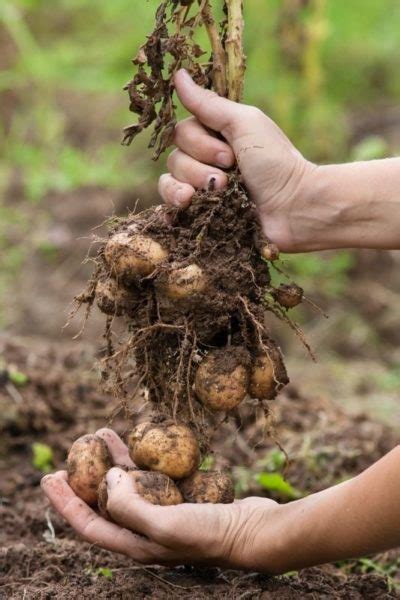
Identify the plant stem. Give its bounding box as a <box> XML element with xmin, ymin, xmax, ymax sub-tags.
<box><xmin>200</xmin><ymin>0</ymin><xmax>228</xmax><ymax>97</ymax></box>
<box><xmin>225</xmin><ymin>0</ymin><xmax>246</xmax><ymax>102</ymax></box>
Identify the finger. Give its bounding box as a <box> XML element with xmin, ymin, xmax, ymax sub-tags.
<box><xmin>95</xmin><ymin>428</ymin><xmax>134</xmax><ymax>469</ymax></box>
<box><xmin>158</xmin><ymin>173</ymin><xmax>194</xmax><ymax>208</ymax></box>
<box><xmin>106</xmin><ymin>467</ymin><xmax>181</xmax><ymax>542</ymax></box>
<box><xmin>167</xmin><ymin>149</ymin><xmax>227</xmax><ymax>190</ymax></box>
<box><xmin>174</xmin><ymin>117</ymin><xmax>234</xmax><ymax>168</ymax></box>
<box><xmin>174</xmin><ymin>69</ymin><xmax>244</xmax><ymax>142</ymax></box>
<box><xmin>41</xmin><ymin>471</ymin><xmax>168</xmax><ymax>563</ymax></box>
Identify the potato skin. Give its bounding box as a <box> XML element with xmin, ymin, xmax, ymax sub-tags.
<box><xmin>128</xmin><ymin>422</ymin><xmax>200</xmax><ymax>480</ymax></box>
<box><xmin>67</xmin><ymin>434</ymin><xmax>111</xmax><ymax>506</ymax></box>
<box><xmin>98</xmin><ymin>468</ymin><xmax>183</xmax><ymax>518</ymax></box>
<box><xmin>179</xmin><ymin>470</ymin><xmax>234</xmax><ymax>504</ymax></box>
<box><xmin>272</xmin><ymin>283</ymin><xmax>303</xmax><ymax>308</ymax></box>
<box><xmin>195</xmin><ymin>347</ymin><xmax>250</xmax><ymax>411</ymax></box>
<box><xmin>249</xmin><ymin>345</ymin><xmax>289</xmax><ymax>400</ymax></box>
<box><xmin>165</xmin><ymin>264</ymin><xmax>206</xmax><ymax>300</ymax></box>
<box><xmin>104</xmin><ymin>232</ymin><xmax>168</xmax><ymax>279</ymax></box>
<box><xmin>95</xmin><ymin>279</ymin><xmax>133</xmax><ymax>316</ymax></box>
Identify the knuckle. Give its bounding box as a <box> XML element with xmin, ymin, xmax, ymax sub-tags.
<box><xmin>166</xmin><ymin>149</ymin><xmax>178</xmax><ymax>171</ymax></box>
<box><xmin>157</xmin><ymin>173</ymin><xmax>169</xmax><ymax>194</ymax></box>
<box><xmin>197</xmin><ymin>89</ymin><xmax>218</xmax><ymax>113</ymax></box>
<box><xmin>245</xmin><ymin>105</ymin><xmax>264</xmax><ymax>121</ymax></box>
<box><xmin>106</xmin><ymin>488</ymin><xmax>126</xmax><ymax>517</ymax></box>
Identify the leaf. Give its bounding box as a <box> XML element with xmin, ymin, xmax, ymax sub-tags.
<box><xmin>9</xmin><ymin>370</ymin><xmax>29</xmax><ymax>386</ymax></box>
<box><xmin>96</xmin><ymin>567</ymin><xmax>113</xmax><ymax>580</ymax></box>
<box><xmin>256</xmin><ymin>472</ymin><xmax>301</xmax><ymax>500</ymax></box>
<box><xmin>32</xmin><ymin>442</ymin><xmax>54</xmax><ymax>473</ymax></box>
<box><xmin>199</xmin><ymin>455</ymin><xmax>214</xmax><ymax>471</ymax></box>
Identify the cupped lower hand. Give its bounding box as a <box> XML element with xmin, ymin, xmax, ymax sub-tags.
<box><xmin>158</xmin><ymin>69</ymin><xmax>317</xmax><ymax>253</ymax></box>
<box><xmin>41</xmin><ymin>428</ymin><xmax>289</xmax><ymax>572</ymax></box>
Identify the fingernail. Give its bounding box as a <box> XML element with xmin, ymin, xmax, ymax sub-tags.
<box><xmin>216</xmin><ymin>152</ymin><xmax>232</xmax><ymax>168</ymax></box>
<box><xmin>207</xmin><ymin>174</ymin><xmax>223</xmax><ymax>190</ymax></box>
<box><xmin>106</xmin><ymin>467</ymin><xmax>122</xmax><ymax>489</ymax></box>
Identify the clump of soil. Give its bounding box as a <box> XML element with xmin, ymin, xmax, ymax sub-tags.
<box><xmin>75</xmin><ymin>176</ymin><xmax>292</xmax><ymax>455</ymax></box>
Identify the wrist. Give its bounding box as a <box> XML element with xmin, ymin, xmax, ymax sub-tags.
<box><xmin>287</xmin><ymin>163</ymin><xmax>352</xmax><ymax>252</ymax></box>
<box><xmin>248</xmin><ymin>485</ymin><xmax>352</xmax><ymax>574</ymax></box>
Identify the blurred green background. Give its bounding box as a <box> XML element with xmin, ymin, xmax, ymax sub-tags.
<box><xmin>1</xmin><ymin>0</ymin><xmax>399</xmax><ymax>423</ymax></box>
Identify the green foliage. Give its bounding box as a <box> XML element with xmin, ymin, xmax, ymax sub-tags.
<box><xmin>351</xmin><ymin>135</ymin><xmax>391</xmax><ymax>161</ymax></box>
<box><xmin>95</xmin><ymin>567</ymin><xmax>113</xmax><ymax>580</ymax></box>
<box><xmin>256</xmin><ymin>472</ymin><xmax>302</xmax><ymax>500</ymax></box>
<box><xmin>32</xmin><ymin>442</ymin><xmax>54</xmax><ymax>473</ymax></box>
<box><xmin>8</xmin><ymin>369</ymin><xmax>28</xmax><ymax>386</ymax></box>
<box><xmin>199</xmin><ymin>454</ymin><xmax>215</xmax><ymax>471</ymax></box>
<box><xmin>338</xmin><ymin>556</ymin><xmax>400</xmax><ymax>592</ymax></box>
<box><xmin>234</xmin><ymin>448</ymin><xmax>305</xmax><ymax>500</ymax></box>
<box><xmin>281</xmin><ymin>251</ymin><xmax>356</xmax><ymax>297</ymax></box>
<box><xmin>84</xmin><ymin>566</ymin><xmax>114</xmax><ymax>580</ymax></box>
<box><xmin>1</xmin><ymin>0</ymin><xmax>400</xmax><ymax>317</ymax></box>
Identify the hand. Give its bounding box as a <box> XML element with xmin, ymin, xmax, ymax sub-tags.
<box><xmin>158</xmin><ymin>69</ymin><xmax>317</xmax><ymax>253</ymax></box>
<box><xmin>41</xmin><ymin>428</ymin><xmax>292</xmax><ymax>572</ymax></box>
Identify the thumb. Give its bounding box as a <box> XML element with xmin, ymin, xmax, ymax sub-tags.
<box><xmin>174</xmin><ymin>69</ymin><xmax>242</xmax><ymax>142</ymax></box>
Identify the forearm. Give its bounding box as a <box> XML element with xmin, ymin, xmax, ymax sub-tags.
<box><xmin>296</xmin><ymin>158</ymin><xmax>400</xmax><ymax>251</ymax></box>
<box><xmin>256</xmin><ymin>445</ymin><xmax>400</xmax><ymax>573</ymax></box>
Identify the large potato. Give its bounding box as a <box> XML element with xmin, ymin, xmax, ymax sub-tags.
<box><xmin>249</xmin><ymin>344</ymin><xmax>289</xmax><ymax>400</ymax></box>
<box><xmin>104</xmin><ymin>232</ymin><xmax>168</xmax><ymax>279</ymax></box>
<box><xmin>179</xmin><ymin>470</ymin><xmax>234</xmax><ymax>504</ymax></box>
<box><xmin>194</xmin><ymin>347</ymin><xmax>250</xmax><ymax>411</ymax></box>
<box><xmin>67</xmin><ymin>434</ymin><xmax>111</xmax><ymax>506</ymax></box>
<box><xmin>164</xmin><ymin>263</ymin><xmax>207</xmax><ymax>300</ymax></box>
<box><xmin>128</xmin><ymin>422</ymin><xmax>200</xmax><ymax>480</ymax></box>
<box><xmin>98</xmin><ymin>468</ymin><xmax>183</xmax><ymax>518</ymax></box>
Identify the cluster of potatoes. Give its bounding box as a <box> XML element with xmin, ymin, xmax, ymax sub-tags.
<box><xmin>96</xmin><ymin>229</ymin><xmax>303</xmax><ymax>316</ymax></box>
<box><xmin>194</xmin><ymin>344</ymin><xmax>287</xmax><ymax>412</ymax></box>
<box><xmin>69</xmin><ymin>224</ymin><xmax>295</xmax><ymax>509</ymax></box>
<box><xmin>67</xmin><ymin>426</ymin><xmax>234</xmax><ymax>510</ymax></box>
<box><xmin>96</xmin><ymin>230</ymin><xmax>208</xmax><ymax>314</ymax></box>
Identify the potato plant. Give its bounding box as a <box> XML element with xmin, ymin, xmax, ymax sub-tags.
<box><xmin>68</xmin><ymin>0</ymin><xmax>306</xmax><ymax>510</ymax></box>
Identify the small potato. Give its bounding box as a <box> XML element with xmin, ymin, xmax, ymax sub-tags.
<box><xmin>194</xmin><ymin>347</ymin><xmax>250</xmax><ymax>411</ymax></box>
<box><xmin>104</xmin><ymin>232</ymin><xmax>168</xmax><ymax>279</ymax></box>
<box><xmin>128</xmin><ymin>422</ymin><xmax>200</xmax><ymax>480</ymax></box>
<box><xmin>272</xmin><ymin>283</ymin><xmax>303</xmax><ymax>309</ymax></box>
<box><xmin>249</xmin><ymin>345</ymin><xmax>289</xmax><ymax>400</ymax></box>
<box><xmin>98</xmin><ymin>468</ymin><xmax>183</xmax><ymax>518</ymax></box>
<box><xmin>67</xmin><ymin>434</ymin><xmax>112</xmax><ymax>506</ymax></box>
<box><xmin>95</xmin><ymin>278</ymin><xmax>133</xmax><ymax>316</ymax></box>
<box><xmin>179</xmin><ymin>470</ymin><xmax>234</xmax><ymax>504</ymax></box>
<box><xmin>260</xmin><ymin>242</ymin><xmax>279</xmax><ymax>261</ymax></box>
<box><xmin>164</xmin><ymin>263</ymin><xmax>206</xmax><ymax>300</ymax></box>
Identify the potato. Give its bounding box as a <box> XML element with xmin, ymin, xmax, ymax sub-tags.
<box><xmin>179</xmin><ymin>470</ymin><xmax>234</xmax><ymax>504</ymax></box>
<box><xmin>194</xmin><ymin>347</ymin><xmax>250</xmax><ymax>411</ymax></box>
<box><xmin>95</xmin><ymin>278</ymin><xmax>132</xmax><ymax>316</ymax></box>
<box><xmin>260</xmin><ymin>242</ymin><xmax>279</xmax><ymax>261</ymax></box>
<box><xmin>98</xmin><ymin>468</ymin><xmax>183</xmax><ymax>518</ymax></box>
<box><xmin>128</xmin><ymin>422</ymin><xmax>200</xmax><ymax>480</ymax></box>
<box><xmin>249</xmin><ymin>344</ymin><xmax>289</xmax><ymax>400</ymax></box>
<box><xmin>272</xmin><ymin>283</ymin><xmax>303</xmax><ymax>308</ymax></box>
<box><xmin>67</xmin><ymin>434</ymin><xmax>111</xmax><ymax>506</ymax></box>
<box><xmin>104</xmin><ymin>232</ymin><xmax>168</xmax><ymax>279</ymax></box>
<box><xmin>164</xmin><ymin>263</ymin><xmax>206</xmax><ymax>300</ymax></box>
